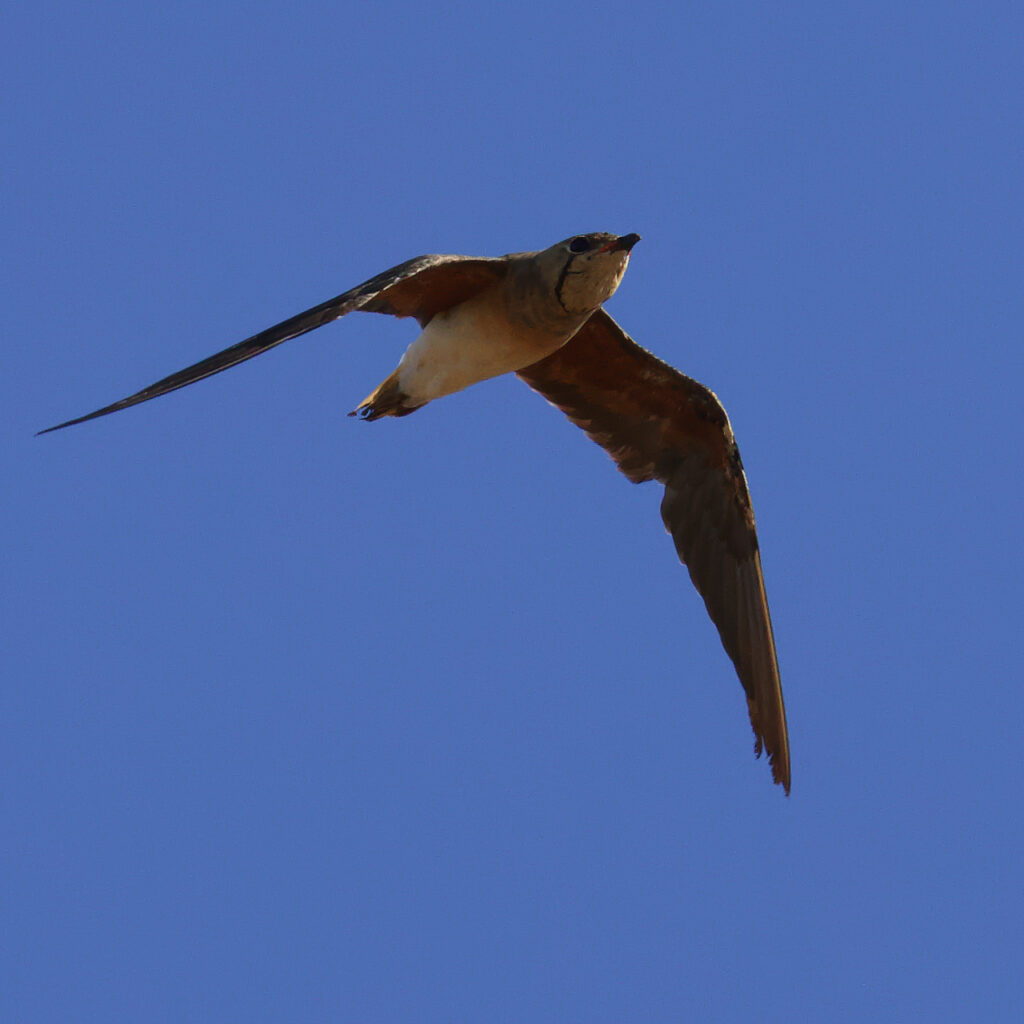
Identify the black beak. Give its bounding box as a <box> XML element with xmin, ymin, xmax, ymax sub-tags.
<box><xmin>613</xmin><ymin>232</ymin><xmax>641</xmax><ymax>252</ymax></box>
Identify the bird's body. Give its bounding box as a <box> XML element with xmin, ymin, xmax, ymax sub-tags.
<box><xmin>394</xmin><ymin>281</ymin><xmax>582</xmax><ymax>401</ymax></box>
<box><xmin>41</xmin><ymin>232</ymin><xmax>791</xmax><ymax>792</ymax></box>
<box><xmin>355</xmin><ymin>235</ymin><xmax>635</xmax><ymax>418</ymax></box>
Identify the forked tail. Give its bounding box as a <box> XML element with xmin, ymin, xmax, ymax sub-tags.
<box><xmin>349</xmin><ymin>368</ymin><xmax>425</xmax><ymax>421</ymax></box>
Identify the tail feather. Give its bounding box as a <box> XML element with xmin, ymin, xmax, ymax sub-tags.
<box><xmin>349</xmin><ymin>368</ymin><xmax>425</xmax><ymax>421</ymax></box>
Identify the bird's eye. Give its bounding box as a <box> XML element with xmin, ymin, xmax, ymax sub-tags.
<box><xmin>568</xmin><ymin>236</ymin><xmax>591</xmax><ymax>254</ymax></box>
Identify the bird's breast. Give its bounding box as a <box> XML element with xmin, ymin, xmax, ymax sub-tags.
<box><xmin>396</xmin><ymin>291</ymin><xmax>583</xmax><ymax>404</ymax></box>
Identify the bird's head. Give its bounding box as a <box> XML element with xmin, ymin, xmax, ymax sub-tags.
<box><xmin>536</xmin><ymin>232</ymin><xmax>641</xmax><ymax>316</ymax></box>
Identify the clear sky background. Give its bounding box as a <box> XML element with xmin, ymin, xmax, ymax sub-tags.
<box><xmin>5</xmin><ymin>2</ymin><xmax>1022</xmax><ymax>1021</ymax></box>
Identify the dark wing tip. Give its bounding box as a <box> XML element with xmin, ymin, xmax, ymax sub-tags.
<box><xmin>769</xmin><ymin>753</ymin><xmax>792</xmax><ymax>796</ymax></box>
<box><xmin>759</xmin><ymin>731</ymin><xmax>792</xmax><ymax>795</ymax></box>
<box><xmin>35</xmin><ymin>277</ymin><xmax>375</xmax><ymax>436</ymax></box>
<box><xmin>37</xmin><ymin>400</ymin><xmax>135</xmax><ymax>435</ymax></box>
<box><xmin>745</xmin><ymin>658</ymin><xmax>790</xmax><ymax>795</ymax></box>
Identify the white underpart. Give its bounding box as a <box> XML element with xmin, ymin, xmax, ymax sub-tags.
<box><xmin>396</xmin><ymin>292</ymin><xmax>573</xmax><ymax>405</ymax></box>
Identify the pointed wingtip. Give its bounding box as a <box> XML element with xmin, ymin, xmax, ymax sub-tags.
<box><xmin>36</xmin><ymin>403</ymin><xmax>129</xmax><ymax>436</ymax></box>
<box><xmin>761</xmin><ymin>739</ymin><xmax>791</xmax><ymax>796</ymax></box>
<box><xmin>36</xmin><ymin>418</ymin><xmax>80</xmax><ymax>436</ymax></box>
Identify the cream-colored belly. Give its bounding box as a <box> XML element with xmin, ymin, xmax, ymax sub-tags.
<box><xmin>396</xmin><ymin>293</ymin><xmax>572</xmax><ymax>404</ymax></box>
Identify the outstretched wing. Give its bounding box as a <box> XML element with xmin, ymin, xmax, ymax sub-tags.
<box><xmin>517</xmin><ymin>309</ymin><xmax>790</xmax><ymax>792</ymax></box>
<box><xmin>39</xmin><ymin>253</ymin><xmax>507</xmax><ymax>434</ymax></box>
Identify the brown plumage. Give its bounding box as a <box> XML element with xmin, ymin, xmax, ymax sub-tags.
<box><xmin>39</xmin><ymin>233</ymin><xmax>789</xmax><ymax>792</ymax></box>
<box><xmin>518</xmin><ymin>310</ymin><xmax>789</xmax><ymax>792</ymax></box>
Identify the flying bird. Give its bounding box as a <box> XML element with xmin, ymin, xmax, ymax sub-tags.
<box><xmin>40</xmin><ymin>233</ymin><xmax>790</xmax><ymax>792</ymax></box>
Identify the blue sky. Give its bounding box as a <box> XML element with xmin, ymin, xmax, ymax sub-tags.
<box><xmin>5</xmin><ymin>2</ymin><xmax>1023</xmax><ymax>1020</ymax></box>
